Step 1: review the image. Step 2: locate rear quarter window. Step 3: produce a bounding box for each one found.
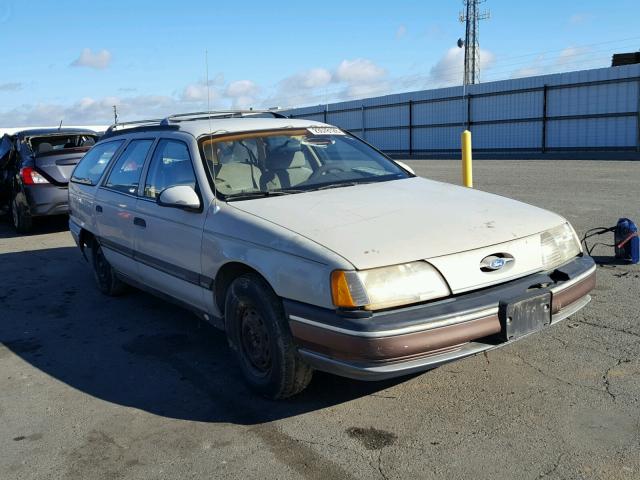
[71,140,124,185]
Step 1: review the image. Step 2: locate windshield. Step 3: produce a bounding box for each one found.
[199,128,410,199]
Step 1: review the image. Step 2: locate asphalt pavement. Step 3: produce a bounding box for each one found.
[0,159,639,479]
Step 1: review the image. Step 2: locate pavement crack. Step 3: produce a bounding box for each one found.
[603,358,631,402]
[511,352,608,398]
[576,319,640,340]
[538,452,565,478]
[377,451,390,480]
[549,335,569,348]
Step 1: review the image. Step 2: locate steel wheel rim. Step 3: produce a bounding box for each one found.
[240,307,272,377]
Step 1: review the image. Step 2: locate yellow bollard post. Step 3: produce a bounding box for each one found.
[461,129,473,188]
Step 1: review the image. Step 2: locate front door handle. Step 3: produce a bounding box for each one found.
[95,205,103,213]
[133,217,146,228]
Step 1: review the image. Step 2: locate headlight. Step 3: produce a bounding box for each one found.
[331,262,451,310]
[540,222,581,270]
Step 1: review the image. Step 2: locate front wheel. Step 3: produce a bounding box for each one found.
[225,273,313,399]
[91,241,127,296]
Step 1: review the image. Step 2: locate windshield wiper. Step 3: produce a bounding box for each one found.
[309,181,376,192]
[225,189,304,201]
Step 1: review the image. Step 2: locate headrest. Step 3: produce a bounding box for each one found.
[290,151,307,168]
[267,149,300,170]
[38,142,53,153]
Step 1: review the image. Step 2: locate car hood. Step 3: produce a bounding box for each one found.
[228,177,566,270]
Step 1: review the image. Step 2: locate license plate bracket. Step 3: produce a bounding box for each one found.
[498,291,552,341]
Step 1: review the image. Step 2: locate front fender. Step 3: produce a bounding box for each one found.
[202,203,353,312]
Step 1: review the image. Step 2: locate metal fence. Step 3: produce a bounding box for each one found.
[285,64,640,157]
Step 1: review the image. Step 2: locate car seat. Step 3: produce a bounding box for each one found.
[38,142,53,154]
[215,143,262,192]
[261,150,312,190]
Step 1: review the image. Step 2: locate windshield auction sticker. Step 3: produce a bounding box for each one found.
[307,127,345,135]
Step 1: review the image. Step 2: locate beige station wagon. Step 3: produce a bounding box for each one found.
[68,111,596,398]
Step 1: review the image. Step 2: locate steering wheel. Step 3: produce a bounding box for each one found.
[308,164,347,182]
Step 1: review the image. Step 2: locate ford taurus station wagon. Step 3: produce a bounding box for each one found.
[68,111,596,398]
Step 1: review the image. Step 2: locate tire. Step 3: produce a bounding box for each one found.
[91,241,127,296]
[11,194,32,234]
[225,273,313,399]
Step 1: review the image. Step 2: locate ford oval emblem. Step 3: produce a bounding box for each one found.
[480,254,514,272]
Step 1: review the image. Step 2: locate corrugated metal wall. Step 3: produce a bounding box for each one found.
[285,64,640,155]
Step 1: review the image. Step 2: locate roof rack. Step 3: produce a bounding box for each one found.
[101,110,290,138]
[104,118,164,135]
[160,110,287,124]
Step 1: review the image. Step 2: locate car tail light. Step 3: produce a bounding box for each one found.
[20,167,49,185]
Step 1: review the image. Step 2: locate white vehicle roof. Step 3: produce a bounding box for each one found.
[103,111,329,139]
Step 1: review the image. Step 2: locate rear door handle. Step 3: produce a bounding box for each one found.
[95,205,103,213]
[133,217,146,228]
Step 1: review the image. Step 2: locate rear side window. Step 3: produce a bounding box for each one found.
[104,140,154,195]
[71,140,123,185]
[144,140,196,199]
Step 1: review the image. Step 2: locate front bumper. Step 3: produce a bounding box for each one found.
[285,255,596,381]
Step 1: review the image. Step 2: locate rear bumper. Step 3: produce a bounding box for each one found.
[24,184,69,216]
[285,255,596,381]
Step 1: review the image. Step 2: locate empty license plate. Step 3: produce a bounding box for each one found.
[498,291,552,341]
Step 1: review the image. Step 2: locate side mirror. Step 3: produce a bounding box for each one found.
[395,160,415,175]
[157,185,201,211]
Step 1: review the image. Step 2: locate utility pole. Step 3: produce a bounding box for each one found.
[459,0,490,86]
[113,105,118,125]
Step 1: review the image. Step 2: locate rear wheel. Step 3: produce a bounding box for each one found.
[91,241,127,296]
[225,273,313,399]
[11,193,32,234]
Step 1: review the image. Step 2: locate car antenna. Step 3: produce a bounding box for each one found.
[58,119,62,131]
[205,49,219,212]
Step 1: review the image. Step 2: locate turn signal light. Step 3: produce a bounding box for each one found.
[330,270,358,308]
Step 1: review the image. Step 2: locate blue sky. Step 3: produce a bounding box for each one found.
[0,0,638,126]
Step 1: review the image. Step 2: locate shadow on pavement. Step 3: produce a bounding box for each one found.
[590,255,634,267]
[0,246,405,425]
[0,214,69,239]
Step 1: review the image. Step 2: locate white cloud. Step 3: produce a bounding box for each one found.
[335,58,386,84]
[283,68,332,90]
[429,47,495,87]
[509,47,591,79]
[340,81,390,101]
[557,46,589,65]
[71,48,113,70]
[396,25,407,39]
[1,58,391,125]
[263,58,389,107]
[0,82,21,91]
[182,83,210,102]
[0,94,180,127]
[181,73,225,103]
[264,68,333,107]
[224,80,260,108]
[225,80,259,98]
[569,13,593,25]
